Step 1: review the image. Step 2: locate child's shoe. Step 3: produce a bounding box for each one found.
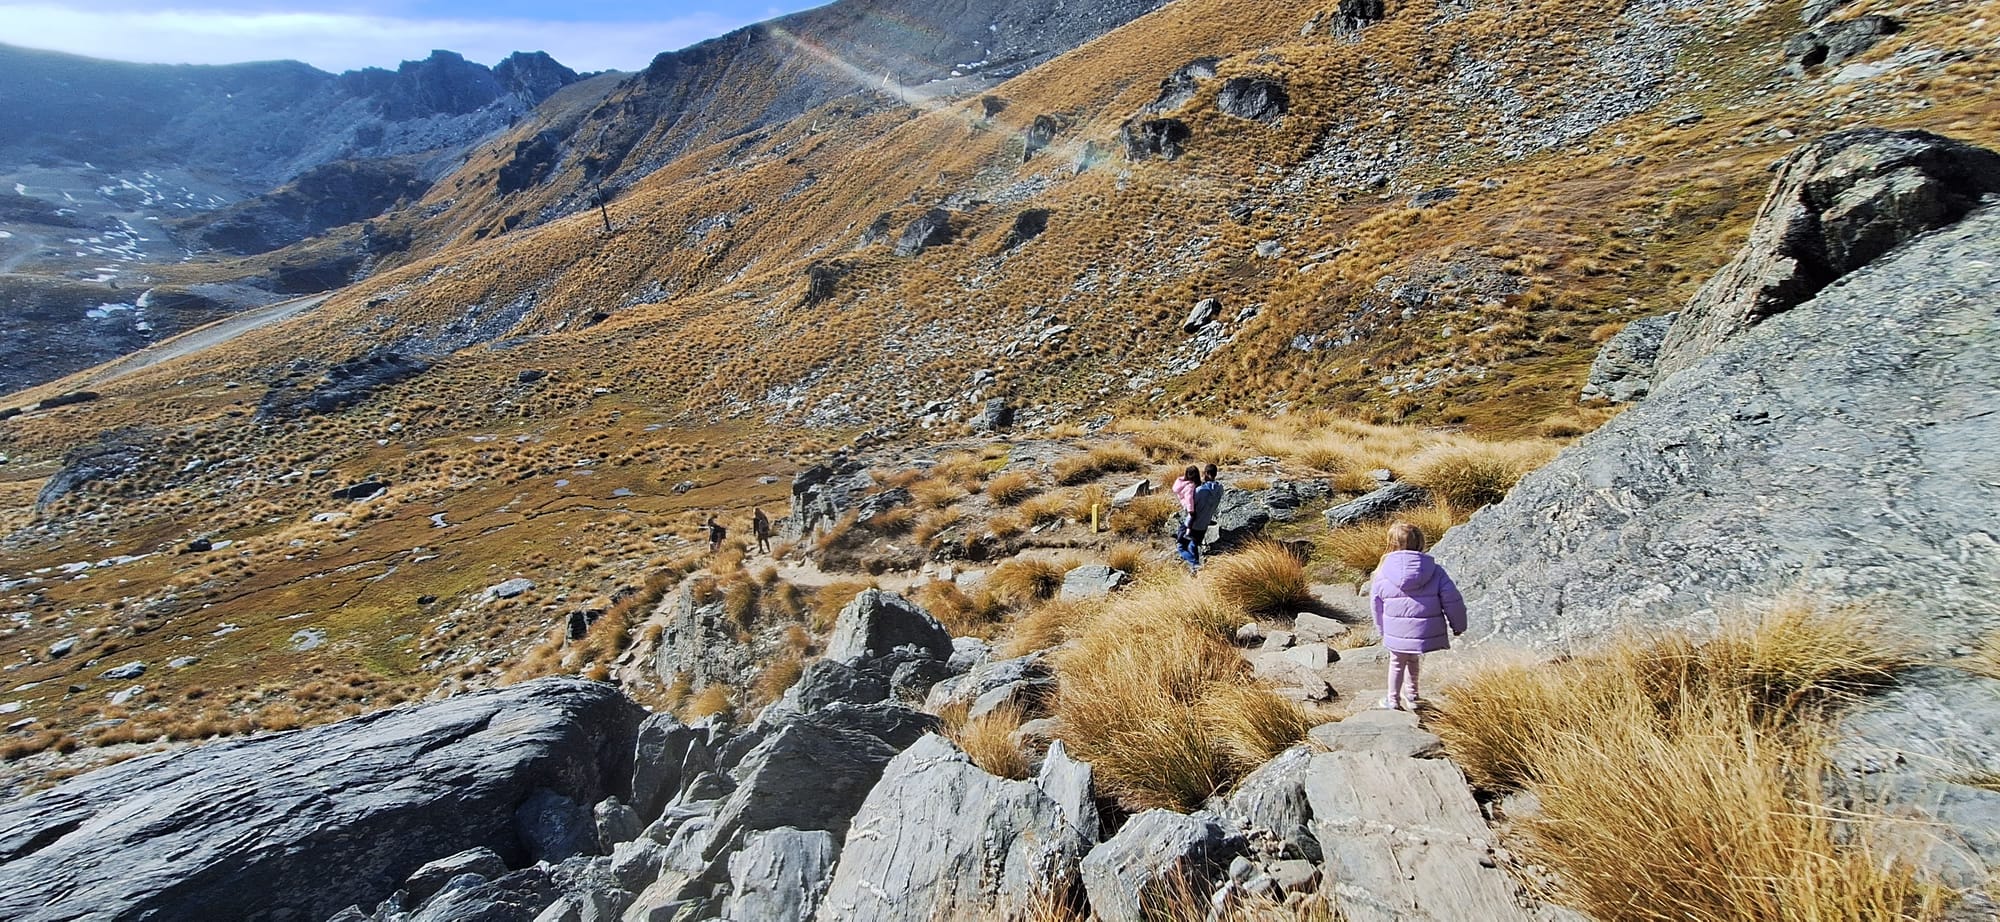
[1402,695,1424,711]
[1377,696,1402,710]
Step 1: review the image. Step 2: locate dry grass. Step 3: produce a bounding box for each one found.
[752,652,805,705]
[986,470,1040,506]
[1052,576,1308,810]
[1019,491,1073,526]
[1000,598,1094,657]
[1317,501,1467,582]
[1110,493,1179,537]
[1404,440,1559,509]
[1961,632,2000,680]
[912,477,969,509]
[685,685,734,722]
[1103,542,1154,579]
[988,557,1071,606]
[948,702,1033,780]
[1053,443,1147,485]
[913,580,1009,638]
[1204,542,1314,619]
[1433,597,1938,922]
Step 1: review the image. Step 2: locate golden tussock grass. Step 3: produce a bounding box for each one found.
[752,652,805,705]
[985,470,1040,506]
[1403,439,1560,509]
[1052,577,1306,810]
[913,507,965,546]
[1103,542,1155,579]
[913,580,1010,638]
[684,685,734,723]
[1204,542,1314,619]
[999,598,1095,657]
[1053,442,1147,485]
[1433,596,1938,922]
[948,702,1032,780]
[1960,632,2000,681]
[1110,493,1179,538]
[912,477,969,509]
[1018,491,1074,526]
[988,557,1072,606]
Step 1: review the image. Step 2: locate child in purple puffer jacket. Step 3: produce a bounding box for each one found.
[1370,522,1466,710]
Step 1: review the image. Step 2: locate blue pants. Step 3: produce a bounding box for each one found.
[1176,523,1202,569]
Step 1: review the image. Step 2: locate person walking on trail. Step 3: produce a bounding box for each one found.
[706,515,727,554]
[1171,465,1202,570]
[1185,463,1222,573]
[1370,521,1466,711]
[751,507,772,554]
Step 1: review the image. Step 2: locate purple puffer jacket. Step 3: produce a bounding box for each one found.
[1371,550,1467,654]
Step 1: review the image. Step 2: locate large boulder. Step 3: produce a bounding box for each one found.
[1079,810,1243,922]
[823,589,954,665]
[1216,77,1288,122]
[653,582,754,689]
[1652,129,2000,381]
[1322,480,1428,528]
[813,735,1093,921]
[1434,186,2000,885]
[710,704,938,853]
[0,678,644,922]
[1120,118,1192,161]
[1783,15,1899,73]
[780,457,873,542]
[893,208,953,257]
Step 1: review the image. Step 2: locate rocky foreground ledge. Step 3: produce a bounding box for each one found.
[0,678,645,922]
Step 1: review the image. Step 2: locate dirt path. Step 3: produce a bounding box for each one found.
[78,291,330,387]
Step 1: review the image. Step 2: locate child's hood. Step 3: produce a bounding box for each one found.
[1375,550,1439,593]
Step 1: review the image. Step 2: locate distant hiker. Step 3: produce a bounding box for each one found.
[1171,465,1202,569]
[1185,463,1222,572]
[752,507,773,554]
[706,515,726,554]
[1370,522,1466,710]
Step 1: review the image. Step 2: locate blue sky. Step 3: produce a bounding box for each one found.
[1,1,828,73]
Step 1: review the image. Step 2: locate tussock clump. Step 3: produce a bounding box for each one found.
[1110,493,1179,538]
[685,685,734,722]
[988,557,1071,606]
[1964,632,2000,680]
[1053,442,1147,485]
[752,652,805,705]
[1053,577,1307,810]
[1404,440,1558,509]
[985,470,1039,506]
[1018,491,1072,526]
[1205,542,1314,618]
[811,580,876,631]
[948,702,1032,780]
[1434,598,1937,922]
[913,580,1008,638]
[1000,598,1094,657]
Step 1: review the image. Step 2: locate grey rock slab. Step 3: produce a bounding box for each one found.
[1059,563,1129,600]
[1222,744,1320,862]
[406,847,510,905]
[1323,481,1429,529]
[710,705,937,854]
[630,715,711,824]
[1280,643,1334,670]
[1080,809,1243,922]
[721,827,837,922]
[595,797,644,851]
[1292,611,1350,643]
[99,660,145,680]
[968,677,1058,721]
[0,677,643,922]
[408,866,559,922]
[1303,750,1550,921]
[925,652,1049,712]
[488,578,536,600]
[1307,709,1445,759]
[1035,739,1101,845]
[822,589,952,666]
[1111,479,1152,506]
[814,734,1089,921]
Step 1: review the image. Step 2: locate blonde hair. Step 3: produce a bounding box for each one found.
[1386,522,1426,552]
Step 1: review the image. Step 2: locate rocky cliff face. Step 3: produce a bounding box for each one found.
[1433,132,2000,891]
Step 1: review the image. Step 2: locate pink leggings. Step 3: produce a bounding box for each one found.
[1387,652,1423,702]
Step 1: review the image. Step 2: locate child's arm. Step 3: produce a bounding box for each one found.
[1371,581,1385,636]
[1440,569,1468,636]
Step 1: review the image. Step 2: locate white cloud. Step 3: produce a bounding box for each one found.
[0,4,753,72]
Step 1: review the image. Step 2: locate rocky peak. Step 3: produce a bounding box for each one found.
[492,51,580,103]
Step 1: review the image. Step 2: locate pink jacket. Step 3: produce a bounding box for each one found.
[1371,550,1467,654]
[1171,476,1197,512]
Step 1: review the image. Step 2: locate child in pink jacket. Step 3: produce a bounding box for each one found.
[1370,522,1466,710]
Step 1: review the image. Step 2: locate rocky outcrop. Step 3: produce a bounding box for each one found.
[1217,77,1289,122]
[823,589,954,666]
[1081,810,1243,922]
[893,208,954,257]
[1783,15,1899,73]
[1212,479,1332,548]
[1322,480,1427,528]
[654,582,756,689]
[1024,115,1061,159]
[779,456,874,542]
[1001,209,1052,250]
[0,678,644,922]
[172,157,430,255]
[1120,118,1192,161]
[1146,58,1220,113]
[1434,173,2000,891]
[1652,129,2000,381]
[813,734,1094,921]
[1579,312,1675,403]
[258,350,432,419]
